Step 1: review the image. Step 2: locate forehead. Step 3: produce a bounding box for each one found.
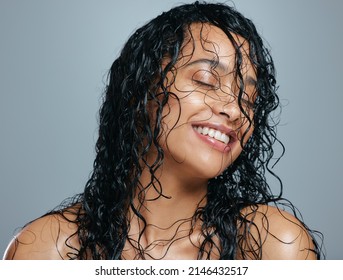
[179,23,254,75]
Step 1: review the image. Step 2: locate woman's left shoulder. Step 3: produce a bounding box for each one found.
[240,204,317,260]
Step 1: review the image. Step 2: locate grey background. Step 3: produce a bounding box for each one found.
[1,0,342,259]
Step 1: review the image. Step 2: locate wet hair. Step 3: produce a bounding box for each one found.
[22,1,324,259]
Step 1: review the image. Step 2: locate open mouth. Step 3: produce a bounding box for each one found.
[193,126,231,145]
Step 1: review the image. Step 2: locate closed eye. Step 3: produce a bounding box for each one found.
[240,98,254,109]
[193,79,218,89]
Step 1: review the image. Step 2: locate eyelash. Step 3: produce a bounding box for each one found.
[193,79,217,89]
[193,79,255,109]
[240,98,254,109]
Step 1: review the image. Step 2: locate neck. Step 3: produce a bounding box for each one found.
[129,164,208,242]
[136,165,207,224]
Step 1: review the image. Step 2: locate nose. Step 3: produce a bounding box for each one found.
[211,98,241,123]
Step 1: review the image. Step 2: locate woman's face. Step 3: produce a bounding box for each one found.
[157,23,257,180]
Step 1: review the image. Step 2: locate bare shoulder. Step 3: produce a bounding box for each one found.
[3,210,80,260]
[238,204,317,260]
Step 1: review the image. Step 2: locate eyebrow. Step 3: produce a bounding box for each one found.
[185,58,257,86]
[186,58,227,72]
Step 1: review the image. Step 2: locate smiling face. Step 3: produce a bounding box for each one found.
[155,23,257,180]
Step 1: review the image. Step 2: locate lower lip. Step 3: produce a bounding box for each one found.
[193,128,232,153]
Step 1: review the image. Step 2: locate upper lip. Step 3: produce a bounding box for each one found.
[191,121,238,141]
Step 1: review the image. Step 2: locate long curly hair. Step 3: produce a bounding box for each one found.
[50,1,323,259]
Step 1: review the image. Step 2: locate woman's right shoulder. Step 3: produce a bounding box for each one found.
[3,210,80,260]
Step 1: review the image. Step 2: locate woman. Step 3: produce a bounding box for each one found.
[4,1,323,260]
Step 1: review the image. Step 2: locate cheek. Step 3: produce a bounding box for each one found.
[157,98,183,148]
[240,109,255,141]
[229,118,254,161]
[244,118,254,140]
[161,91,205,125]
[161,97,180,125]
[240,127,254,151]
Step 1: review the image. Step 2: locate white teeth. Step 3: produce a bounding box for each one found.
[208,129,215,137]
[214,130,222,140]
[195,126,230,144]
[220,133,230,144]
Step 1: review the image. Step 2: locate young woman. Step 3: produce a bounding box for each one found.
[4,1,323,260]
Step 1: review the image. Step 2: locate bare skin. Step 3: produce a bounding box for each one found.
[3,23,317,260]
[3,204,316,260]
